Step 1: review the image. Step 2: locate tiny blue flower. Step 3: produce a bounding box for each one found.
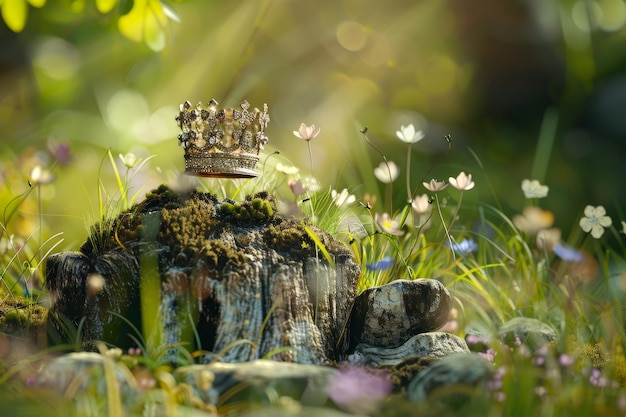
[448,238,477,254]
[366,256,394,271]
[553,244,584,262]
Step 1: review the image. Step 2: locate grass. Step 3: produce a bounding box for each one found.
[1,121,626,416]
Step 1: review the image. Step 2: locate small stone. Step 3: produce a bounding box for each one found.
[348,279,452,351]
[497,317,557,349]
[407,352,494,404]
[350,332,470,368]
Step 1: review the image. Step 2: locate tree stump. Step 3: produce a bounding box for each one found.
[46,185,360,364]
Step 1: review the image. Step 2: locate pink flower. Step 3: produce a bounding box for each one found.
[288,179,307,196]
[328,366,392,414]
[293,123,320,141]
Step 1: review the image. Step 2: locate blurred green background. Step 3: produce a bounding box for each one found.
[1,0,625,249]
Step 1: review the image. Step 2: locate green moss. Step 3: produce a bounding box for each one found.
[217,193,275,226]
[0,297,48,336]
[264,218,351,261]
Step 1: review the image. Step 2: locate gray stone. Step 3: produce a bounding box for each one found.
[35,352,138,399]
[349,332,470,367]
[407,353,494,404]
[347,279,452,351]
[497,317,557,349]
[175,360,338,408]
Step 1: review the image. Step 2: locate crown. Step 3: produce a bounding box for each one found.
[176,99,270,178]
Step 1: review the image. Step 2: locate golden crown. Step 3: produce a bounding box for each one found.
[176,99,270,178]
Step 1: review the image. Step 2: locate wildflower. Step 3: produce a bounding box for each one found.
[559,353,574,367]
[589,368,609,387]
[276,163,299,175]
[375,212,404,236]
[411,194,431,214]
[553,243,584,262]
[302,176,321,192]
[29,165,55,185]
[332,188,356,207]
[423,179,447,192]
[293,123,320,141]
[513,206,554,235]
[448,238,477,254]
[478,348,496,363]
[288,179,306,196]
[536,228,561,251]
[327,366,392,415]
[373,161,399,183]
[48,140,73,166]
[119,152,141,169]
[579,205,612,239]
[366,256,394,271]
[395,124,424,144]
[521,179,549,199]
[448,171,475,191]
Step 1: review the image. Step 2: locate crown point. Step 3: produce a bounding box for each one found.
[208,98,219,106]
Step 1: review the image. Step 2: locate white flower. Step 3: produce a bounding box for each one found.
[522,179,549,199]
[29,165,55,185]
[395,124,424,144]
[302,176,322,192]
[119,153,141,169]
[375,212,404,236]
[448,172,475,191]
[423,179,448,192]
[332,188,356,207]
[276,163,300,175]
[579,205,612,239]
[411,194,431,214]
[373,161,399,183]
[293,123,320,141]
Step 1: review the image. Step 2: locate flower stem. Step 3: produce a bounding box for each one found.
[406,144,412,201]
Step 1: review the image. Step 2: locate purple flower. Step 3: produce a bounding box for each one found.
[448,238,477,254]
[553,244,584,262]
[558,353,573,367]
[327,366,392,414]
[366,256,394,271]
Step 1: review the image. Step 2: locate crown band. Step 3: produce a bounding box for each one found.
[176,99,269,178]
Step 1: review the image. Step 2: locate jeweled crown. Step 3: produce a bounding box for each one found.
[176,99,270,178]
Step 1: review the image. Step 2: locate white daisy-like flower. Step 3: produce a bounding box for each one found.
[423,179,448,192]
[579,205,612,239]
[522,179,549,199]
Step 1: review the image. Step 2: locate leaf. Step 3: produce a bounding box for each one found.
[96,0,117,13]
[26,0,45,7]
[1,0,28,32]
[118,0,169,51]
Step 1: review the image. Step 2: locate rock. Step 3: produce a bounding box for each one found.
[175,360,338,408]
[347,279,452,352]
[35,352,138,399]
[497,317,557,349]
[46,186,360,364]
[407,352,494,404]
[349,332,470,367]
